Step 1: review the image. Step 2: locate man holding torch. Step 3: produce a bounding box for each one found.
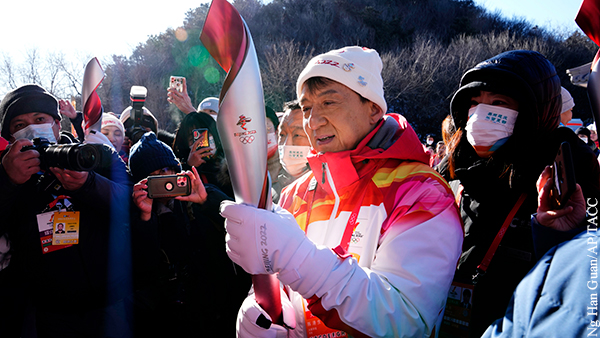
[220,46,463,337]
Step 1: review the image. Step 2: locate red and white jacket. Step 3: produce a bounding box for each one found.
[278,114,463,338]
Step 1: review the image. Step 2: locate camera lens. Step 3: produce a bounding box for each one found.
[75,145,100,171]
[28,140,103,172]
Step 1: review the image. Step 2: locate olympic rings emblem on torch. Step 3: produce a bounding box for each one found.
[240,135,255,144]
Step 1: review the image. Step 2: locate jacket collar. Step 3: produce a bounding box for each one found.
[307,114,429,194]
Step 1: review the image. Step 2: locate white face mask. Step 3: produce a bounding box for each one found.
[208,135,217,156]
[279,145,311,177]
[465,104,518,157]
[579,135,589,144]
[12,121,57,144]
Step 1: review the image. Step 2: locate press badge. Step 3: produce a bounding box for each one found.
[439,281,474,338]
[35,193,80,253]
[52,211,80,245]
[37,211,73,254]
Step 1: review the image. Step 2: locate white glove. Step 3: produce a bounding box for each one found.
[84,129,115,151]
[237,289,296,338]
[221,201,346,299]
[221,201,308,275]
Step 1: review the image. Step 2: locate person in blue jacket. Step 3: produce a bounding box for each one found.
[482,165,597,337]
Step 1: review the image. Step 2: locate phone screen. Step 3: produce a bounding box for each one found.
[170,76,185,93]
[550,142,576,209]
[193,128,209,149]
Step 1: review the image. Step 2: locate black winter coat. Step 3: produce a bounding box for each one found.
[129,183,251,338]
[439,50,600,337]
[0,138,132,335]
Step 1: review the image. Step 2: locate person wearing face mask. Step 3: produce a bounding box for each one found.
[0,84,132,337]
[437,50,600,338]
[172,111,234,198]
[271,100,312,203]
[576,126,600,157]
[265,105,283,201]
[425,134,435,146]
[198,97,220,121]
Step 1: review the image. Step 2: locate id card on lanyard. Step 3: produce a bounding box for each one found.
[440,282,474,338]
[36,195,80,254]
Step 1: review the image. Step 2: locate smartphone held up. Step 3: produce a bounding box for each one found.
[192,128,215,159]
[550,142,576,209]
[170,76,185,93]
[147,174,191,199]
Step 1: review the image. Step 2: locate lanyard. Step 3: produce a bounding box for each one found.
[45,195,72,212]
[303,175,369,256]
[472,193,527,284]
[336,186,368,253]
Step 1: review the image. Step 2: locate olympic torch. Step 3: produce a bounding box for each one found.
[200,0,282,325]
[82,57,105,134]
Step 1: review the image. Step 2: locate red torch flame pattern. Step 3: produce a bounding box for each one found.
[82,57,105,132]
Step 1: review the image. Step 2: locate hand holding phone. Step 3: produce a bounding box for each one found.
[193,128,209,150]
[550,142,576,209]
[147,174,191,199]
[170,76,185,93]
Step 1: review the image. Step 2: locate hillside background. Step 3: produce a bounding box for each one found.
[1,0,597,139]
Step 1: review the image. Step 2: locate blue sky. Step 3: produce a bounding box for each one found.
[473,0,582,34]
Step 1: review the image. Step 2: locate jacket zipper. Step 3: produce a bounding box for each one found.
[322,162,340,225]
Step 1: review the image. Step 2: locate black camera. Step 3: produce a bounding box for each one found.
[127,85,148,144]
[22,138,104,172]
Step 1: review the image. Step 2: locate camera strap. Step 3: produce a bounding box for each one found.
[48,195,72,211]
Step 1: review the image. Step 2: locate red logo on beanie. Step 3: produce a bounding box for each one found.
[315,59,340,68]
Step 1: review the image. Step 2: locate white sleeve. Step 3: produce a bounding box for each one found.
[279,205,463,337]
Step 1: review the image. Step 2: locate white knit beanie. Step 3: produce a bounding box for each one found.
[296,46,387,113]
[101,113,125,135]
[198,97,219,113]
[561,87,575,113]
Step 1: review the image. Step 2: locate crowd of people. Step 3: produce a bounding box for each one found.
[0,46,598,338]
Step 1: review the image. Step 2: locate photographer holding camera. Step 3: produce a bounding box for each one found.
[0,84,133,337]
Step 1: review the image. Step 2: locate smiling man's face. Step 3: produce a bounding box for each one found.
[299,78,382,153]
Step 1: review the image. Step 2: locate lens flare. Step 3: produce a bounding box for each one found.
[204,67,220,83]
[188,45,210,67]
[175,28,188,42]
